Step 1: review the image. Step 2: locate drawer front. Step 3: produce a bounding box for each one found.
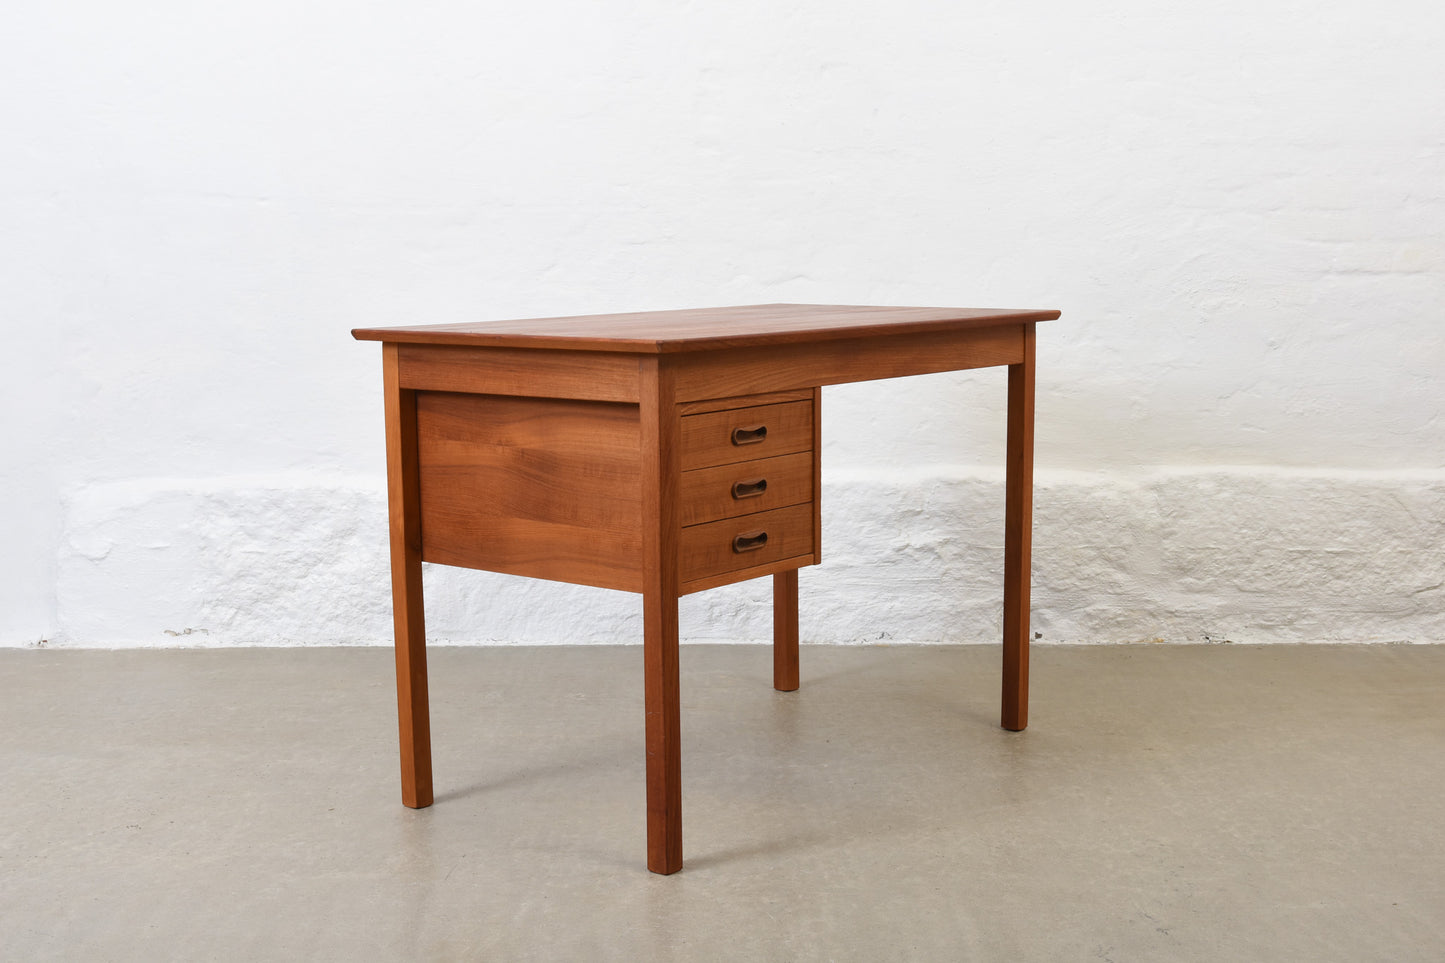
[680,400,813,470]
[679,451,813,527]
[679,503,815,583]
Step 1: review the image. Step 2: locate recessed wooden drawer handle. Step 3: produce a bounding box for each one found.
[731,424,768,446]
[731,530,769,553]
[731,477,768,499]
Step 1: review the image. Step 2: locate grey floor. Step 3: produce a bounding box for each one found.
[2,644,1442,962]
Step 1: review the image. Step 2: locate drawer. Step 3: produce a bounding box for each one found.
[679,503,815,583]
[679,451,813,527]
[680,400,813,470]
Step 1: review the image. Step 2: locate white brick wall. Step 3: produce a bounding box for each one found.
[46,467,1445,646]
[4,1,1443,645]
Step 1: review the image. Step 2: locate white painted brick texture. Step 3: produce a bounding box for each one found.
[4,0,1442,644]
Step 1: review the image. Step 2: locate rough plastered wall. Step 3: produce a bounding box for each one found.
[3,0,1442,646]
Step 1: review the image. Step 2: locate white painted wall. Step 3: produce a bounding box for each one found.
[3,1,1442,646]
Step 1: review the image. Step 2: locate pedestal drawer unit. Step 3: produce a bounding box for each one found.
[677,389,821,593]
[411,387,821,597]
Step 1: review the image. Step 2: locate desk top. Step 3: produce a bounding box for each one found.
[352,303,1058,354]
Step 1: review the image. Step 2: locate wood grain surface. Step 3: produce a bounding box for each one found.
[415,392,643,592]
[355,303,1058,353]
[680,399,814,470]
[679,503,816,583]
[382,344,433,810]
[678,451,813,526]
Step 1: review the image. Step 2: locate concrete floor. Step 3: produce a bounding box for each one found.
[1,644,1442,961]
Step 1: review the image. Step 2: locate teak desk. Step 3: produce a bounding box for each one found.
[353,303,1058,874]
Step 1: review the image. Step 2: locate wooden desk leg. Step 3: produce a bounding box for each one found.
[642,583,682,874]
[641,359,683,874]
[383,344,434,809]
[1001,324,1035,732]
[773,569,800,691]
